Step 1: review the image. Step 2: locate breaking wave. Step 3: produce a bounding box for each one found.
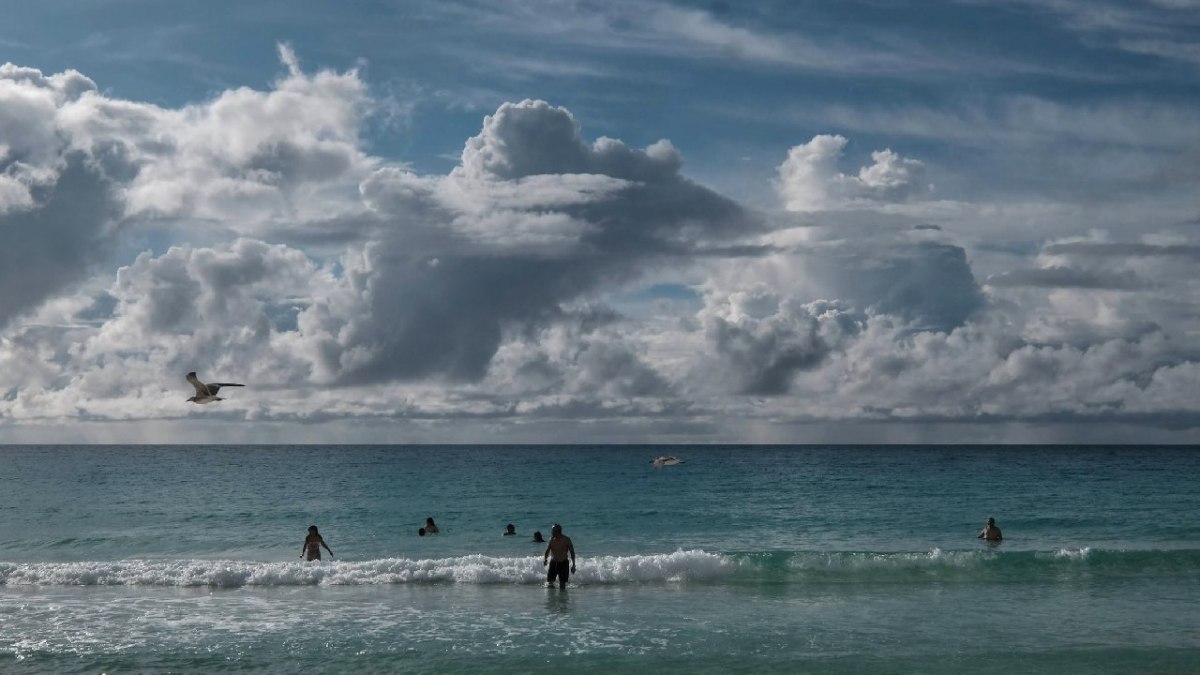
[1,548,1196,588]
[0,550,733,587]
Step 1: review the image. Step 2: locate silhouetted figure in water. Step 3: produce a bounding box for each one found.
[532,530,545,543]
[977,517,1003,542]
[424,517,439,534]
[504,523,517,536]
[301,525,334,561]
[543,524,576,589]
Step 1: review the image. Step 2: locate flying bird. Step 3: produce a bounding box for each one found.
[186,371,245,404]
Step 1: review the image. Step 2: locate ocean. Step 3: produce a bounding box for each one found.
[1,445,1198,673]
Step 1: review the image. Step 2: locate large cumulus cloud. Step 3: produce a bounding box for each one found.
[680,235,987,401]
[0,64,122,326]
[701,290,860,395]
[0,46,374,333]
[0,239,325,422]
[0,92,759,423]
[318,99,760,384]
[67,44,375,226]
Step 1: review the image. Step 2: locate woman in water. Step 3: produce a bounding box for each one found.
[301,525,334,561]
[424,517,440,534]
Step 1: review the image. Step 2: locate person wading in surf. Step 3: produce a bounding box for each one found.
[542,523,576,589]
[977,517,1003,542]
[301,525,334,561]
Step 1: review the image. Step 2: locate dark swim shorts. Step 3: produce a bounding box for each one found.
[547,560,570,584]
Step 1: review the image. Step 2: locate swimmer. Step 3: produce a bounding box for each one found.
[503,523,517,536]
[542,523,576,589]
[424,517,439,534]
[977,517,1003,542]
[532,530,545,543]
[418,527,426,536]
[300,525,334,561]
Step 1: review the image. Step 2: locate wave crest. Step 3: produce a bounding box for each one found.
[734,547,1200,584]
[2,548,1195,588]
[0,550,733,588]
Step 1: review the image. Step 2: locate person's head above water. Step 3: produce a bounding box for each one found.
[308,525,318,533]
[505,523,515,533]
[987,517,996,526]
[418,527,426,536]
[551,523,562,536]
[426,517,436,525]
[533,530,544,542]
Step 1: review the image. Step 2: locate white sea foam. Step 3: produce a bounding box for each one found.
[1051,546,1092,560]
[0,550,733,587]
[784,548,990,571]
[5,548,1183,587]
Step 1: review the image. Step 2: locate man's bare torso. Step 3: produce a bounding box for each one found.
[547,535,573,561]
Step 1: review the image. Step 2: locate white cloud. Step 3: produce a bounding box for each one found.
[990,0,1200,66]
[455,99,683,182]
[0,63,117,323]
[462,0,1040,77]
[777,135,931,212]
[0,47,377,333]
[38,42,376,231]
[317,98,759,385]
[3,50,1200,441]
[700,289,859,395]
[646,4,829,69]
[0,88,760,425]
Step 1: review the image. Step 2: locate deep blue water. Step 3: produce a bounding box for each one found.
[2,445,1198,673]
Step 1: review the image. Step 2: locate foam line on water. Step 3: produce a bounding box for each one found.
[731,547,1200,583]
[3,548,1196,587]
[0,550,733,587]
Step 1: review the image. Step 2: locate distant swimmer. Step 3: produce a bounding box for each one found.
[532,530,545,543]
[977,517,1003,542]
[504,523,517,536]
[301,525,334,561]
[542,523,576,589]
[418,528,426,536]
[424,517,440,534]
[651,456,683,467]
[186,371,244,404]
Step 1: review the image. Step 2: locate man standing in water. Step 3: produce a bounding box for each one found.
[977,517,1003,542]
[542,523,576,589]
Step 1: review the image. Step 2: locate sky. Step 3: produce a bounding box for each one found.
[1,0,1199,444]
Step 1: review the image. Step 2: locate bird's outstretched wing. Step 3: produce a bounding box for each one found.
[186,372,210,397]
[207,382,244,395]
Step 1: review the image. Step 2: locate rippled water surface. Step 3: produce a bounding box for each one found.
[2,445,1198,673]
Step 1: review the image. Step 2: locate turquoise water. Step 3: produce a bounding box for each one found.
[1,445,1198,673]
